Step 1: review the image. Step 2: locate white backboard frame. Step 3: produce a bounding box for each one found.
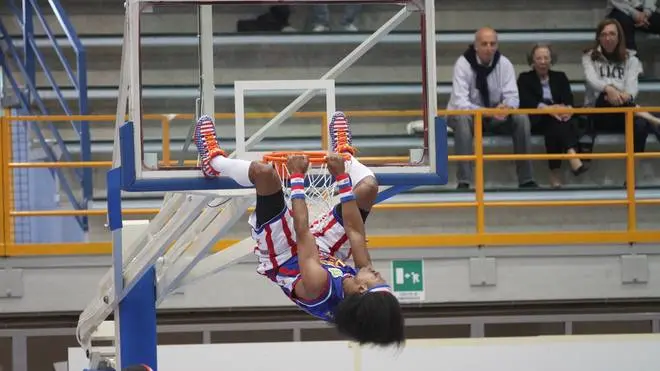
[233,79,336,162]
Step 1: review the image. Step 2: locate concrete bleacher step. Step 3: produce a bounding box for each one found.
[44,86,657,118]
[2,1,607,35]
[22,26,601,82]
[23,37,660,115]
[7,0,659,116]
[43,80,660,146]
[26,62,591,88]
[29,29,594,74]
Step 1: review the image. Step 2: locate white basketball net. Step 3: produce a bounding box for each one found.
[275,162,339,222]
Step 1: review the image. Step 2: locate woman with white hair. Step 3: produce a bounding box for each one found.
[518,43,588,188]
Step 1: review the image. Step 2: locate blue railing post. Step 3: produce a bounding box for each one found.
[22,0,34,99]
[67,1,92,227]
[48,0,92,230]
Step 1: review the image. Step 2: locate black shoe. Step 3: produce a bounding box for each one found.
[457,182,470,190]
[572,164,588,176]
[519,181,539,189]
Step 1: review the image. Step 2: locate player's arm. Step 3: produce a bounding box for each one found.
[287,155,329,300]
[326,154,372,269]
[340,190,372,269]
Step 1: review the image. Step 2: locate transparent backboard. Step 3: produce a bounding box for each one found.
[116,0,447,192]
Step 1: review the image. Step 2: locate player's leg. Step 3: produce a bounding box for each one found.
[329,111,378,217]
[195,115,285,227]
[313,112,378,259]
[331,157,377,225]
[196,115,296,276]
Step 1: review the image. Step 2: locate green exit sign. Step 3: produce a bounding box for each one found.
[390,260,425,302]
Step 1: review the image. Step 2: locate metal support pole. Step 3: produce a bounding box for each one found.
[127,0,143,177]
[118,267,158,370]
[112,13,130,169]
[22,0,34,101]
[564,321,573,335]
[76,3,92,231]
[199,5,215,117]
[12,334,28,371]
[108,167,158,371]
[108,168,124,368]
[423,0,438,173]
[470,320,485,337]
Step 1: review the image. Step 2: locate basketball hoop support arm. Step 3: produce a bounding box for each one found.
[155,195,254,302]
[76,192,209,352]
[177,237,256,288]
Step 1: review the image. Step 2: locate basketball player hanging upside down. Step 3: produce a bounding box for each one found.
[194,112,405,346]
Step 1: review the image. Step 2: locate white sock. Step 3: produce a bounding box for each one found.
[210,156,253,186]
[346,155,374,186]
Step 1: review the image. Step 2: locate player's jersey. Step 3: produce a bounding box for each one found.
[273,253,357,322]
[252,207,352,274]
[250,204,356,322]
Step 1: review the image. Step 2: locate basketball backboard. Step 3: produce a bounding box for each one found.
[114,0,447,193]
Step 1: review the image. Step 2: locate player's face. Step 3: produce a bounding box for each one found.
[355,266,387,291]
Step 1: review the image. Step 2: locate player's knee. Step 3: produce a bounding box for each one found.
[357,176,378,194]
[354,176,378,209]
[249,162,279,183]
[333,292,405,347]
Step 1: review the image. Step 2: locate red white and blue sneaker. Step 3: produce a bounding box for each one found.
[328,111,355,155]
[194,115,225,178]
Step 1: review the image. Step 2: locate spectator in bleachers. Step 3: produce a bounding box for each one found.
[311,4,362,32]
[518,43,587,188]
[582,18,660,154]
[605,0,660,52]
[447,27,538,190]
[237,5,295,32]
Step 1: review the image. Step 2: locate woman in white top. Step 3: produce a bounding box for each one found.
[582,18,659,153]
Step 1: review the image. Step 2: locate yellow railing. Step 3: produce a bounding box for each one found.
[0,110,8,256]
[1,107,660,256]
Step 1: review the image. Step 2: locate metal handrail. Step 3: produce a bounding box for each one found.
[2,106,660,255]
